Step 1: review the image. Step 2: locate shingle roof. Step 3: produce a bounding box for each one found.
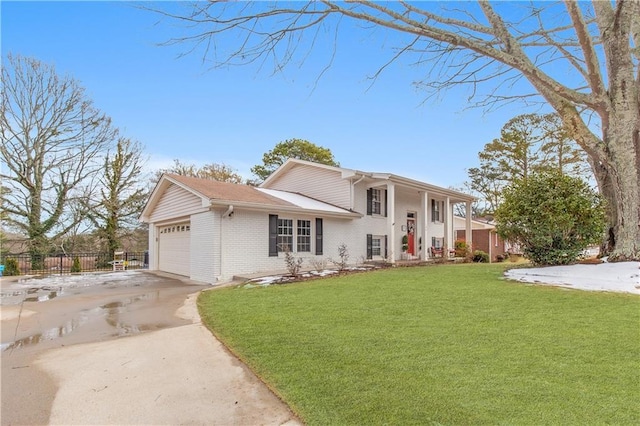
[166,174,295,207]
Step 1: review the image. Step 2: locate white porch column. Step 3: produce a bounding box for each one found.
[420,191,428,261]
[387,182,396,263]
[443,196,451,255]
[465,201,473,251]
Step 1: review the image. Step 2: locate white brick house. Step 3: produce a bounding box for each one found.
[140,159,475,284]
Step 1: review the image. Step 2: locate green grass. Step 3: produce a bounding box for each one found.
[198,264,640,425]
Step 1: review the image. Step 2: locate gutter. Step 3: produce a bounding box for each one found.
[209,200,362,219]
[350,174,366,210]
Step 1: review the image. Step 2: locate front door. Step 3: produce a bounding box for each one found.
[407,217,416,256]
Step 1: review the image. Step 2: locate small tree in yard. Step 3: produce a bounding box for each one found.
[3,258,20,276]
[332,243,350,271]
[495,172,605,266]
[283,248,304,277]
[70,256,81,273]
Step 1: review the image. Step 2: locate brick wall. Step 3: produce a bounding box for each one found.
[456,229,507,261]
[190,211,218,283]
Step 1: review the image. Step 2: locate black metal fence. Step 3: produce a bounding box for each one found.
[0,251,148,276]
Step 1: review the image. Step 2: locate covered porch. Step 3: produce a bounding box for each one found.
[365,175,474,264]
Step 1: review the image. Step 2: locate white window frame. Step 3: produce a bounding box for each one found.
[371,189,382,215]
[277,217,315,254]
[432,199,443,223]
[432,237,443,249]
[277,218,294,252]
[297,219,312,253]
[371,236,382,257]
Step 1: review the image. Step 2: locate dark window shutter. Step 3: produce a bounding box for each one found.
[366,234,373,260]
[315,218,323,255]
[384,190,388,217]
[366,189,372,215]
[431,199,435,222]
[441,201,445,221]
[269,214,278,257]
[384,235,388,258]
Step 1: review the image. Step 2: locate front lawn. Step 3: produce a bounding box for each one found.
[198,264,640,425]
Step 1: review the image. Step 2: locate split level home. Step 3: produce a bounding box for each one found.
[140,159,484,284]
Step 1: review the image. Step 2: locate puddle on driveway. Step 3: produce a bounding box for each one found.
[1,316,88,352]
[1,287,62,305]
[1,292,167,352]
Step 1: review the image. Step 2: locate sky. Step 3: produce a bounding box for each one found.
[2,1,528,189]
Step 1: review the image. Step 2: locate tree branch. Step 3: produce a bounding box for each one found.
[563,0,607,106]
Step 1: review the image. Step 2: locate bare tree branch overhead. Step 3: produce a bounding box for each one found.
[149,1,639,260]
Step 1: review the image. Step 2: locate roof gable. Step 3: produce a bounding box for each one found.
[263,159,475,203]
[140,173,360,222]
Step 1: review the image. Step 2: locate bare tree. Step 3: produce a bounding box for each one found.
[150,1,639,260]
[0,54,115,264]
[154,159,245,184]
[87,138,148,257]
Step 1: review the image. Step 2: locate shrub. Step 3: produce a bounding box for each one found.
[70,256,82,273]
[3,258,21,276]
[495,171,606,266]
[454,240,469,258]
[473,250,489,263]
[283,250,304,277]
[331,243,349,271]
[310,257,328,272]
[495,254,506,263]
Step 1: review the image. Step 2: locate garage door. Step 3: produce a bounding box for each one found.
[158,223,190,276]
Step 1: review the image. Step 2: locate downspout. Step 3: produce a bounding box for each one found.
[222,205,234,218]
[351,175,366,210]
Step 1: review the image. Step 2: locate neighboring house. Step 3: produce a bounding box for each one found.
[454,217,507,261]
[140,159,475,284]
[1,232,30,254]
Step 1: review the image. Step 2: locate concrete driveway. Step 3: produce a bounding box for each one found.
[1,271,300,425]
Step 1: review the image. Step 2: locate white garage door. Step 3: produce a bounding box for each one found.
[158,223,190,277]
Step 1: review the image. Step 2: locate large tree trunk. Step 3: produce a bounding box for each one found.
[594,0,640,261]
[598,103,640,261]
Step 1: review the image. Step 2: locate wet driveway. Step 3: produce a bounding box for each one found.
[0,271,300,426]
[1,271,207,425]
[1,271,206,351]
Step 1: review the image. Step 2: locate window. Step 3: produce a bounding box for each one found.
[371,189,382,215]
[367,188,387,216]
[431,199,443,222]
[160,223,190,234]
[277,219,293,252]
[297,220,311,252]
[371,237,382,257]
[270,215,321,256]
[432,237,443,248]
[367,234,387,259]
